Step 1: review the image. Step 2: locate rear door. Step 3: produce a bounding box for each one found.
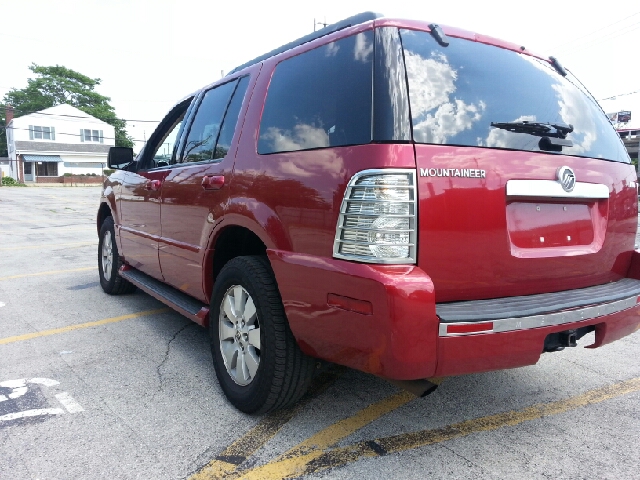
[399,28,636,302]
[159,77,251,300]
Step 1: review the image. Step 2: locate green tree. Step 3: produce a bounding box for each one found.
[1,64,133,152]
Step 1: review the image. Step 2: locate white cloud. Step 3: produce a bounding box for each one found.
[552,82,597,154]
[404,51,484,143]
[404,51,456,114]
[484,115,537,148]
[325,42,340,57]
[415,99,485,144]
[354,32,373,62]
[260,124,329,152]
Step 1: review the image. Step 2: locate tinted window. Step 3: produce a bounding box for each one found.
[373,27,411,142]
[182,80,237,163]
[214,77,249,160]
[258,31,374,154]
[400,30,629,163]
[142,97,192,170]
[152,119,183,167]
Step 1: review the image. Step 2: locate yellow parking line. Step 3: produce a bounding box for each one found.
[0,308,170,345]
[242,377,640,479]
[192,367,346,480]
[237,390,415,480]
[0,266,96,281]
[0,242,96,251]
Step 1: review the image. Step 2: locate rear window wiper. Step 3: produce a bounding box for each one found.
[490,121,573,139]
[490,120,574,152]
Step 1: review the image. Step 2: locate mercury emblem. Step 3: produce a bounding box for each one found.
[557,166,576,192]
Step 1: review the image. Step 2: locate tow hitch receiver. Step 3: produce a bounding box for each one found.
[559,330,578,347]
[544,326,595,352]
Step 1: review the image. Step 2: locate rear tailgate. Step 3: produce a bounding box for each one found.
[416,145,637,302]
[399,26,636,302]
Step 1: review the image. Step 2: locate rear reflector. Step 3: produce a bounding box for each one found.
[327,293,373,315]
[446,322,494,334]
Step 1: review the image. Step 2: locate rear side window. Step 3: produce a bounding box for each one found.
[181,80,237,163]
[400,29,629,163]
[214,76,249,160]
[258,31,374,154]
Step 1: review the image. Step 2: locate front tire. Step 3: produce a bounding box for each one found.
[210,256,315,414]
[98,216,136,295]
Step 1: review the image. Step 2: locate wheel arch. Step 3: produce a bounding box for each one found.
[204,224,269,303]
[97,201,112,236]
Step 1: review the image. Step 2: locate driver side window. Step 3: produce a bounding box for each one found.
[151,118,183,168]
[139,97,193,171]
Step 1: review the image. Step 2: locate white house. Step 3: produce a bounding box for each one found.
[5,104,115,183]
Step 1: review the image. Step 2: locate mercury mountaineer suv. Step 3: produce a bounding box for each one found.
[97,13,640,413]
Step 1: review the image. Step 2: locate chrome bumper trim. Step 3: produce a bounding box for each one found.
[438,295,637,337]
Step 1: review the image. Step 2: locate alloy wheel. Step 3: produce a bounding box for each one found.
[218,285,261,386]
[101,231,113,281]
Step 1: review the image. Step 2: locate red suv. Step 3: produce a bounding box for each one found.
[98,13,640,413]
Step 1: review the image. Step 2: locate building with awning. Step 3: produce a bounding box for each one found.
[5,104,114,183]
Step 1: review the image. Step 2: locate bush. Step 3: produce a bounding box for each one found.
[1,176,27,186]
[64,173,72,177]
[90,173,97,176]
[103,169,115,176]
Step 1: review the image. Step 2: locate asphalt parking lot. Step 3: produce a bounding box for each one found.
[1,186,639,480]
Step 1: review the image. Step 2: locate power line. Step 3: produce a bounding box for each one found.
[559,20,640,55]
[553,10,640,50]
[0,124,145,143]
[0,104,160,123]
[599,90,640,101]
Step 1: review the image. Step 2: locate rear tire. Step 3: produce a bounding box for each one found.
[98,216,136,295]
[210,256,315,414]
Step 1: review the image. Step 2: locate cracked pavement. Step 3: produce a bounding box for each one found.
[157,323,194,392]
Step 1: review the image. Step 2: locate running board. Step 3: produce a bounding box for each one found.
[120,266,210,327]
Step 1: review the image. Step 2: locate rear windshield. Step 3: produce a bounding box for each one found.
[400,29,629,163]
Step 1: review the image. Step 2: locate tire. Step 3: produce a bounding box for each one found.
[98,216,136,295]
[210,255,315,414]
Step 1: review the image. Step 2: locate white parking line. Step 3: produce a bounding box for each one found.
[55,392,84,413]
[0,408,65,423]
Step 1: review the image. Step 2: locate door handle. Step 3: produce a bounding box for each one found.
[145,179,162,191]
[202,175,225,190]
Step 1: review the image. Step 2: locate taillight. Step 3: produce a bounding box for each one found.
[333,169,417,264]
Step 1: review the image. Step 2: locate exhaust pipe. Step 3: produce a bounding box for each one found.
[385,378,441,397]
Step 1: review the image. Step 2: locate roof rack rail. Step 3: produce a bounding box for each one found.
[227,11,383,75]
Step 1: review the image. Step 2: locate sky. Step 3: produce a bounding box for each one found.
[2,0,639,151]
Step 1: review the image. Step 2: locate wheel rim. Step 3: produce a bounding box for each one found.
[101,231,113,281]
[219,285,261,386]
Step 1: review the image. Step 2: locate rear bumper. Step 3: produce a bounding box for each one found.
[436,306,640,376]
[268,250,640,380]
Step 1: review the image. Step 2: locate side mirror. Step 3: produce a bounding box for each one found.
[108,147,134,169]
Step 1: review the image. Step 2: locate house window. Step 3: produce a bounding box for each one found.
[29,125,56,140]
[81,129,104,143]
[35,162,58,176]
